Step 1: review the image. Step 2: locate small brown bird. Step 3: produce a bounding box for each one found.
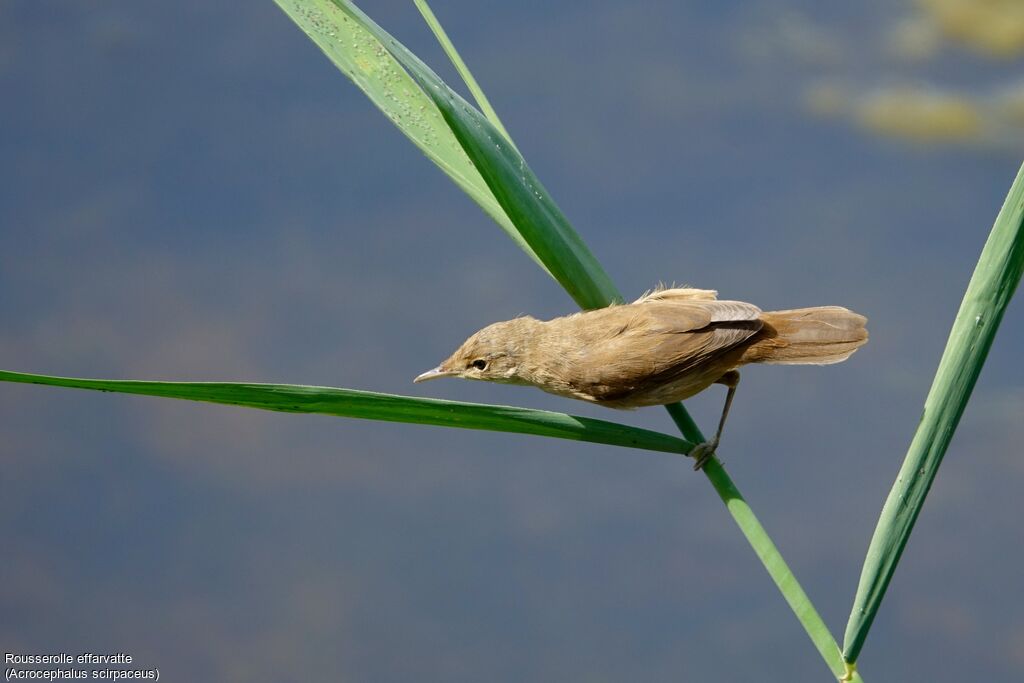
[415,287,867,467]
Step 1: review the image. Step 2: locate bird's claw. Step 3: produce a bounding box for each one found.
[690,439,719,471]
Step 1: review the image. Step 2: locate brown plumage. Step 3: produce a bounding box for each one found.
[415,287,867,465]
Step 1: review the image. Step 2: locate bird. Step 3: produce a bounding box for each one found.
[414,287,868,468]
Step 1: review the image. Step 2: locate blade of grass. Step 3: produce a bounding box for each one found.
[403,2,601,305]
[0,369,695,456]
[663,405,863,683]
[413,0,517,150]
[409,72,622,309]
[272,0,545,271]
[842,162,1024,664]
[283,0,622,310]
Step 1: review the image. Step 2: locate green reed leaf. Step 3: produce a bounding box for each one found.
[272,0,545,271]
[0,369,693,456]
[843,162,1024,664]
[412,0,517,149]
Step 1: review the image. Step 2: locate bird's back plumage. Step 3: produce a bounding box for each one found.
[515,288,867,407]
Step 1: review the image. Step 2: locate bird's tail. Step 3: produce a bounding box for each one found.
[741,306,868,365]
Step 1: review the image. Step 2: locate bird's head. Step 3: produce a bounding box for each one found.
[414,317,538,385]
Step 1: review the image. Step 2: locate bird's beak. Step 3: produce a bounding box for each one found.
[414,366,456,383]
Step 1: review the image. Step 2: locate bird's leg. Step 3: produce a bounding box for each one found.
[690,370,740,471]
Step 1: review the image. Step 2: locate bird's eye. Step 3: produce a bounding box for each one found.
[471,359,487,371]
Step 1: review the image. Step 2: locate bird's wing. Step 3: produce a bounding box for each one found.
[637,300,763,365]
[571,300,762,401]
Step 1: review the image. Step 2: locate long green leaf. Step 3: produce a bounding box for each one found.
[663,405,863,683]
[303,0,621,310]
[0,369,693,456]
[412,0,517,150]
[843,162,1024,663]
[408,68,621,310]
[272,0,545,271]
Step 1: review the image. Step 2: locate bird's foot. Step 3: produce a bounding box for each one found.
[689,439,719,471]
